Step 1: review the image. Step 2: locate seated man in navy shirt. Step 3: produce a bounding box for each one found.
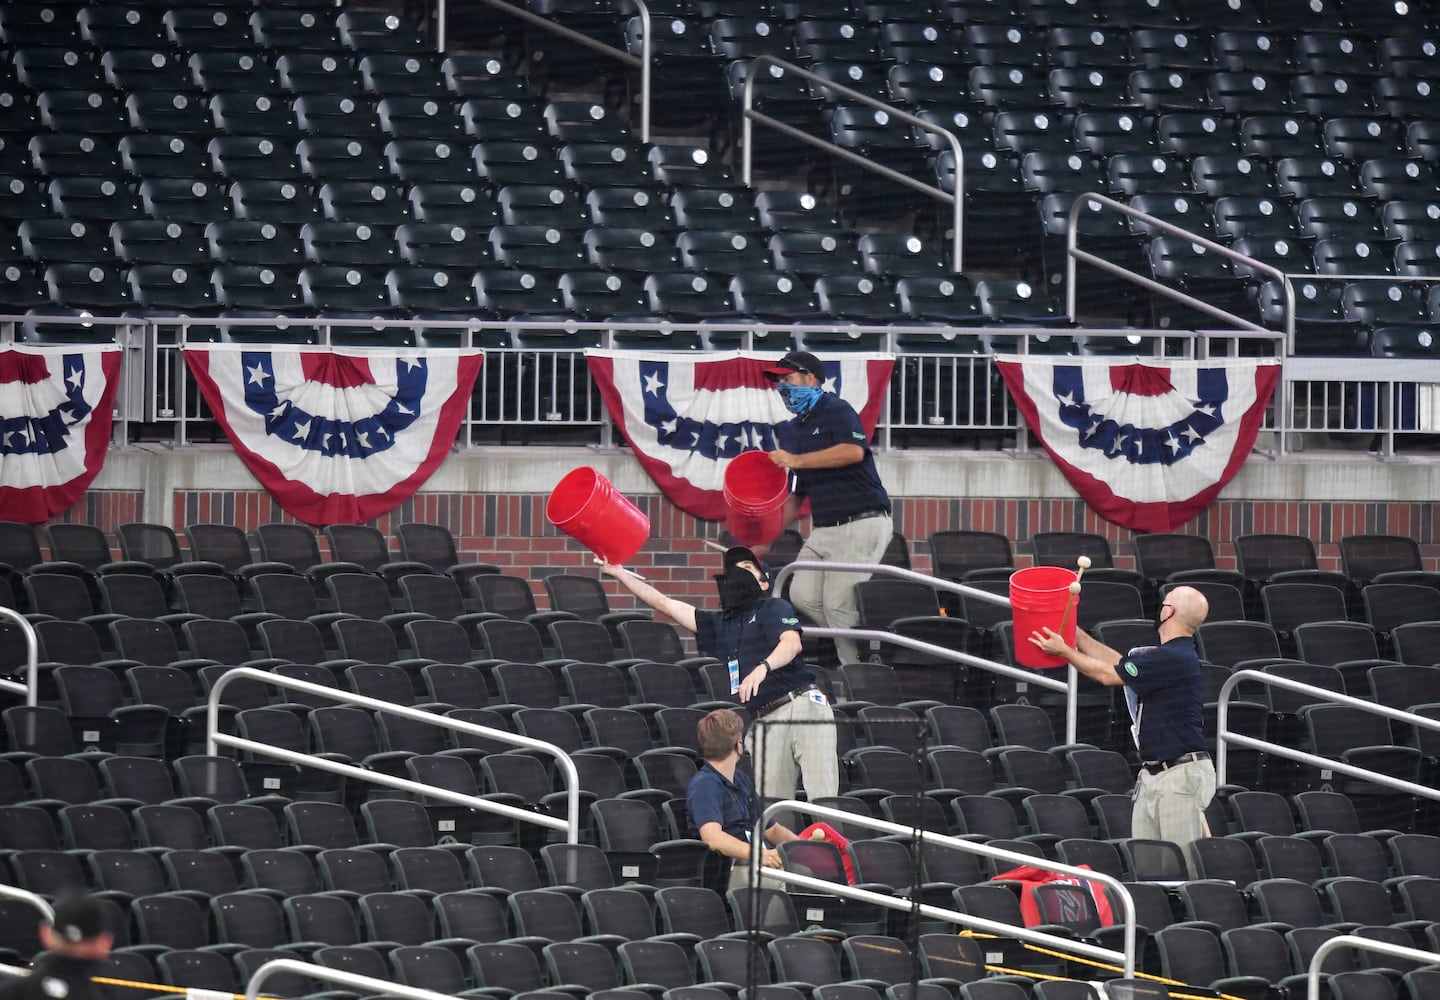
[686,708,798,890]
[1028,584,1213,876]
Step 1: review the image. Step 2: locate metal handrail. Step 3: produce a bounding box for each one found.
[247,958,453,1000]
[1216,668,1440,801]
[771,559,1079,743]
[0,610,38,706]
[757,799,1138,978]
[207,666,581,843]
[24,313,1440,454]
[0,884,50,922]
[433,0,648,141]
[740,54,964,272]
[1306,935,1440,1000]
[1064,191,1294,350]
[0,886,51,982]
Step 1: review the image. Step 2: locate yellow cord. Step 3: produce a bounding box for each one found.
[957,930,1248,1000]
[91,976,281,1000]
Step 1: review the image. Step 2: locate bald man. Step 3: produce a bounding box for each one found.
[1030,585,1213,876]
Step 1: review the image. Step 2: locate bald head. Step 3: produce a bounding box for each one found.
[1163,585,1208,634]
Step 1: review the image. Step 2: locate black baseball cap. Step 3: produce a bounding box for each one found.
[50,896,108,943]
[762,350,824,382]
[723,545,768,583]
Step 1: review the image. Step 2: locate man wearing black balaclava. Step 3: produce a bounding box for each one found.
[601,546,838,803]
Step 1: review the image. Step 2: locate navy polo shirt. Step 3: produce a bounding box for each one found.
[686,760,759,841]
[695,596,814,708]
[776,392,889,525]
[1114,635,1206,763]
[0,953,105,1000]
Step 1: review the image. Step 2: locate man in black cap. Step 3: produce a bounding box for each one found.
[763,350,893,665]
[602,545,838,802]
[0,896,113,1000]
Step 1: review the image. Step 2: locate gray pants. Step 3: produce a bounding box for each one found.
[789,513,893,665]
[747,689,839,802]
[1132,758,1216,877]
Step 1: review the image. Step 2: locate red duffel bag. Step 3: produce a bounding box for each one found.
[990,863,1115,927]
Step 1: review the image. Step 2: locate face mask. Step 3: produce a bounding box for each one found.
[715,565,764,614]
[778,381,823,415]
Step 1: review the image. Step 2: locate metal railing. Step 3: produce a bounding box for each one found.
[757,799,1139,979]
[740,55,964,272]
[0,610,38,707]
[1215,668,1440,802]
[1065,191,1293,348]
[436,0,649,141]
[0,884,49,924]
[247,958,453,1000]
[771,560,1080,743]
[1306,935,1440,1000]
[18,312,1440,453]
[0,886,51,983]
[207,666,581,843]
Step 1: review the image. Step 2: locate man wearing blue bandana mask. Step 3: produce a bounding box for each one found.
[763,350,893,665]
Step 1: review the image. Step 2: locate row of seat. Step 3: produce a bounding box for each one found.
[6,786,1440,903]
[12,4,1440,68]
[0,47,522,102]
[4,661,1435,827]
[82,932,1440,1000]
[8,245,1440,352]
[14,192,1440,276]
[7,521,1431,604]
[8,182,868,243]
[721,20,1438,74]
[8,51,1440,126]
[995,112,1440,167]
[3,758,1435,890]
[0,267,1062,338]
[0,6,427,57]
[2,740,1435,899]
[931,529,1437,595]
[5,783,1440,997]
[866,64,1440,118]
[6,834,1439,952]
[4,137,668,191]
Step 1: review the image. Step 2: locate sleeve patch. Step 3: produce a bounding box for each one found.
[1122,660,1139,677]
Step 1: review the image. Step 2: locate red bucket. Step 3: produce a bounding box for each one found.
[545,467,650,565]
[1009,566,1079,669]
[722,451,789,547]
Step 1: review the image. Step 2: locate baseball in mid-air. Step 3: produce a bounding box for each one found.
[1076,555,1092,569]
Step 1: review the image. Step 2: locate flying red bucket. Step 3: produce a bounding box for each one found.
[546,467,650,564]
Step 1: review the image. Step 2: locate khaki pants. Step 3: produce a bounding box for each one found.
[747,691,838,802]
[1132,758,1216,878]
[789,513,893,664]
